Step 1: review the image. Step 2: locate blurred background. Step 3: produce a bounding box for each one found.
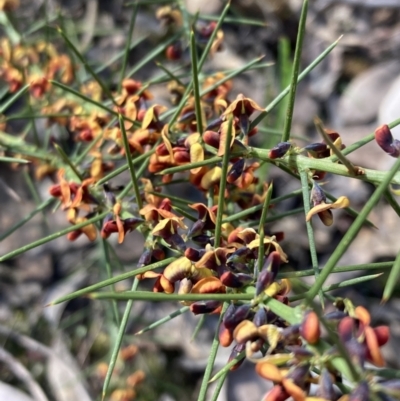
[1,1,400,400]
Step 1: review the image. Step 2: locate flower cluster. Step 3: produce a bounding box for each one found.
[249,305,391,401]
[0,3,396,401]
[95,344,146,401]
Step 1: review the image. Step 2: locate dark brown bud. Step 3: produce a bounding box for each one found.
[253,307,268,327]
[67,230,82,241]
[184,247,204,262]
[49,184,62,197]
[220,271,252,288]
[152,247,165,261]
[138,249,152,267]
[205,118,223,131]
[255,251,281,296]
[123,217,143,233]
[173,149,190,163]
[286,363,310,386]
[187,220,205,238]
[375,124,400,158]
[165,233,186,252]
[223,304,237,329]
[227,158,245,184]
[190,300,221,315]
[203,130,220,148]
[192,235,212,246]
[223,304,251,330]
[268,142,291,159]
[228,343,246,371]
[316,369,336,400]
[227,247,254,265]
[304,142,329,158]
[165,42,182,61]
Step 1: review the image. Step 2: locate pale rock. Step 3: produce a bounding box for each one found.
[338,61,400,126]
[185,0,221,14]
[379,71,400,144]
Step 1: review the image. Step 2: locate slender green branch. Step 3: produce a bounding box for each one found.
[197,303,228,401]
[214,116,233,247]
[299,170,323,306]
[118,114,143,209]
[281,0,308,142]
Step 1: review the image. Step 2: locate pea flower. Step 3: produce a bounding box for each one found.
[306,183,349,226]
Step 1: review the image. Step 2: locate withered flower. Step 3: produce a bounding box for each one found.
[306,183,349,226]
[221,94,263,135]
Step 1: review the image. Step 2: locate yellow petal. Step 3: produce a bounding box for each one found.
[161,124,174,160]
[331,195,350,209]
[200,166,222,190]
[257,324,281,352]
[218,119,235,157]
[306,203,331,222]
[163,257,193,282]
[190,143,204,174]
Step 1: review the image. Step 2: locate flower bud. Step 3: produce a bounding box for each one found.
[349,381,369,401]
[264,385,289,401]
[253,307,268,327]
[317,369,336,400]
[67,230,82,241]
[375,124,400,158]
[219,324,233,347]
[304,142,329,158]
[300,311,320,344]
[227,158,245,184]
[286,363,310,386]
[166,42,182,60]
[223,304,251,330]
[187,220,205,238]
[374,326,390,346]
[220,271,253,288]
[269,142,291,159]
[190,300,221,315]
[202,130,220,148]
[184,247,204,261]
[256,251,281,296]
[228,343,246,371]
[138,249,152,267]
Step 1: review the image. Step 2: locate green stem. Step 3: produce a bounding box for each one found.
[214,116,233,247]
[118,114,143,209]
[281,0,308,142]
[197,302,228,401]
[299,170,323,307]
[102,278,139,400]
[305,156,400,303]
